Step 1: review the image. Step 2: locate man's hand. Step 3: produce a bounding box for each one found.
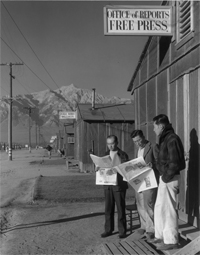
[147,162,152,168]
[95,166,100,172]
[106,168,117,175]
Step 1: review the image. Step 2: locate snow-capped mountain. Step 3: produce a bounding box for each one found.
[0,84,133,144]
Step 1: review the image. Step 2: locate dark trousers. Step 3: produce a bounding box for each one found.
[104,187,127,235]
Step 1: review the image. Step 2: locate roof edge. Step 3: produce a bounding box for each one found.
[127,0,168,93]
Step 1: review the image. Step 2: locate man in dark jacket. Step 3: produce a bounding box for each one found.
[131,130,159,240]
[149,114,185,251]
[100,135,129,239]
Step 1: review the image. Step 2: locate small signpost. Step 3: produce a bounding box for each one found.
[59,111,77,120]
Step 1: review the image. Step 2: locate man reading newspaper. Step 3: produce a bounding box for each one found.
[94,135,129,239]
[130,130,159,241]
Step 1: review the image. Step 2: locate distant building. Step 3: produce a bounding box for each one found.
[74,103,135,172]
[64,126,75,158]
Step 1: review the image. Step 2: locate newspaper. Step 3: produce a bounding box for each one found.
[113,157,158,192]
[90,154,158,192]
[90,154,112,168]
[90,154,117,185]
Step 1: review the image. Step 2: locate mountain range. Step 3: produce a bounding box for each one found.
[0,84,133,145]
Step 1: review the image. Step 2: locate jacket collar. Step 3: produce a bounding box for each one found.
[159,124,174,144]
[135,141,151,159]
[143,141,151,159]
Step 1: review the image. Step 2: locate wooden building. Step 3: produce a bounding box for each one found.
[127,1,200,230]
[64,125,74,158]
[74,104,135,172]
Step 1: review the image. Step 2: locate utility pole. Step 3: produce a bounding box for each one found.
[24,106,35,152]
[57,109,62,150]
[0,62,23,160]
[38,126,40,147]
[35,122,37,148]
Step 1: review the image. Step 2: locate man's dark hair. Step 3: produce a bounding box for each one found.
[153,114,170,126]
[130,130,144,138]
[107,135,118,143]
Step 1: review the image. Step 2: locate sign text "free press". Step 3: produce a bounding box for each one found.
[104,6,172,36]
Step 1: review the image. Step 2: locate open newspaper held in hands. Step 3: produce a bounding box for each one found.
[90,154,117,185]
[90,154,158,192]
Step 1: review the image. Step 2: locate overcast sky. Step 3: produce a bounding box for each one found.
[1,1,161,99]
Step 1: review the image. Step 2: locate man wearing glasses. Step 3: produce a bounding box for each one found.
[131,130,159,240]
[99,135,129,239]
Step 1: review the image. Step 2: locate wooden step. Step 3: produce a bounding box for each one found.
[162,236,200,255]
[178,219,200,241]
[102,239,162,255]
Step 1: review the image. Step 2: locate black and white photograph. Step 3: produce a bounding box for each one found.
[0,0,200,254]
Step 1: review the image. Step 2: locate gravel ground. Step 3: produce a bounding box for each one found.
[0,149,136,255]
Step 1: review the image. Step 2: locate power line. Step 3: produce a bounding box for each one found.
[1,1,60,89]
[15,78,34,95]
[1,37,52,90]
[1,79,37,108]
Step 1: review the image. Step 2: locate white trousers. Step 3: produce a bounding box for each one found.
[154,175,180,244]
[135,188,157,233]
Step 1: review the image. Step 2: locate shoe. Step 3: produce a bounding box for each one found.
[145,232,155,239]
[101,232,112,238]
[147,238,163,244]
[129,228,145,240]
[119,233,126,239]
[145,232,154,240]
[134,228,145,235]
[156,243,178,250]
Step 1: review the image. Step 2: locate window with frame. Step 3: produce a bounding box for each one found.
[176,0,194,43]
[68,136,75,144]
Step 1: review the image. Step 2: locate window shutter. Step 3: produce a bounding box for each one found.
[179,0,191,40]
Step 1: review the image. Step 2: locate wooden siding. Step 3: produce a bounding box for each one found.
[177,78,184,142]
[134,71,140,89]
[170,47,200,83]
[140,53,148,84]
[169,80,177,131]
[147,78,156,122]
[157,70,168,115]
[74,122,135,171]
[159,36,171,69]
[139,85,146,125]
[186,69,199,227]
[149,38,158,77]
[129,0,200,227]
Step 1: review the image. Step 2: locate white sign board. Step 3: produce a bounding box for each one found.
[104,5,172,36]
[50,135,57,143]
[59,111,77,119]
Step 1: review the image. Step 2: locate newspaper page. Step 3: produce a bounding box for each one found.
[90,154,117,185]
[113,157,158,192]
[95,168,117,185]
[128,169,158,192]
[90,154,112,168]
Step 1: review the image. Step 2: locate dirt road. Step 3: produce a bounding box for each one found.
[0,149,135,255]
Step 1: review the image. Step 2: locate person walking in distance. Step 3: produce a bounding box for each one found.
[46,144,52,159]
[130,130,159,240]
[148,114,185,251]
[97,135,129,239]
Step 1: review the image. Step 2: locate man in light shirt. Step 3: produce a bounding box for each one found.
[131,130,159,240]
[100,135,129,239]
